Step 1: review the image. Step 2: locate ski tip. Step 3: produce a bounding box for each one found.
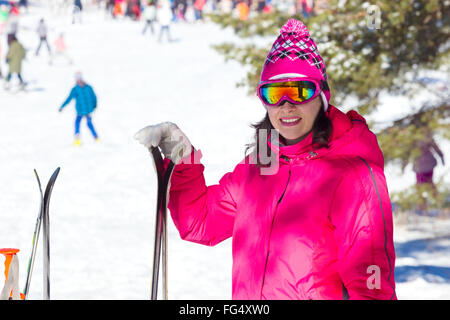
[49,167,61,182]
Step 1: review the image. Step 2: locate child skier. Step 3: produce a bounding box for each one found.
[413,132,445,186]
[142,1,156,35]
[49,33,73,65]
[158,1,173,42]
[35,18,51,56]
[59,72,99,146]
[135,19,397,300]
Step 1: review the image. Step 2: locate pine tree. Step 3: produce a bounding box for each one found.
[208,0,450,211]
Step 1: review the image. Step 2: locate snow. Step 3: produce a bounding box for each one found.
[0,4,449,300]
[394,218,450,299]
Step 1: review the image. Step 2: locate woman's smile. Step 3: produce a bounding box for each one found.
[279,117,302,126]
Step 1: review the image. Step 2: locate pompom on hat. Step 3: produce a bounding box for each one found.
[260,19,330,111]
[74,71,83,81]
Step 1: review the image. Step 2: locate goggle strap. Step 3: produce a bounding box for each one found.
[320,91,328,112]
[320,80,329,91]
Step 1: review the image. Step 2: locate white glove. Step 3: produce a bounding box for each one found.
[134,122,193,165]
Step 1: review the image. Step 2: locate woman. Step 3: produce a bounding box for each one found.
[49,33,73,65]
[135,19,397,300]
[158,1,173,42]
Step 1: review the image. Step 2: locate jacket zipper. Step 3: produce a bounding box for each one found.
[260,165,291,298]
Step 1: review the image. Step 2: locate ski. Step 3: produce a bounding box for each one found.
[150,147,174,300]
[42,167,61,300]
[22,169,44,299]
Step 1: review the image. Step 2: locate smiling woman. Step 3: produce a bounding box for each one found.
[268,97,321,140]
[135,18,397,300]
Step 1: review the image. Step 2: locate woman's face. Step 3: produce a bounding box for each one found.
[266,96,322,141]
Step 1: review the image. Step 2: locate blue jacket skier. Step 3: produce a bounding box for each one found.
[59,72,99,146]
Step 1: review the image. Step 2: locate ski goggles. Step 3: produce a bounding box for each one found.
[257,78,327,107]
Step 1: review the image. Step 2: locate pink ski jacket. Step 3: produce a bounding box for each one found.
[166,105,397,300]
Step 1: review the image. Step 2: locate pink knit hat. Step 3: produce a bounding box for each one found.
[260,19,330,111]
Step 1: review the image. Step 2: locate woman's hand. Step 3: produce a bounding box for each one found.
[134,122,193,165]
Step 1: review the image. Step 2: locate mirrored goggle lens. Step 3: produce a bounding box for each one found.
[260,81,317,105]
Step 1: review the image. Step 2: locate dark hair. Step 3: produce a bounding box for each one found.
[7,33,17,46]
[245,101,333,165]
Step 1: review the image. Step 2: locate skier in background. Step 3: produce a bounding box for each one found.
[175,0,187,21]
[125,0,140,19]
[59,72,99,146]
[413,133,445,186]
[49,33,73,65]
[142,1,156,35]
[298,0,314,17]
[106,0,115,18]
[158,1,173,42]
[5,6,19,36]
[35,18,51,56]
[256,0,266,12]
[9,2,20,16]
[4,33,26,90]
[219,0,233,13]
[135,19,397,300]
[18,0,29,12]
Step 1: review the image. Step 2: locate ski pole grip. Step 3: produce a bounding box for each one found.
[0,248,23,299]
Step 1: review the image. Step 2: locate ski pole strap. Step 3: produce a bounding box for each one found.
[0,248,21,300]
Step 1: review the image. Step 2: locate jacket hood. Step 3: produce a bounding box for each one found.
[267,105,385,169]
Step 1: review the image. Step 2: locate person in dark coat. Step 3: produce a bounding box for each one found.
[4,33,26,90]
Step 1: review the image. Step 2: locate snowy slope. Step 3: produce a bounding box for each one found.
[0,4,448,300]
[393,218,450,300]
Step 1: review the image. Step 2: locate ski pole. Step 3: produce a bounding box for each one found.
[162,158,174,300]
[150,147,174,300]
[22,169,44,299]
